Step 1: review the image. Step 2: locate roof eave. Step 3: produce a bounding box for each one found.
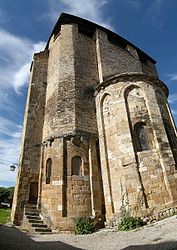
[45,12,156,64]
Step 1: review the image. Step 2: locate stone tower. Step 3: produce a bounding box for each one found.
[12,13,177,231]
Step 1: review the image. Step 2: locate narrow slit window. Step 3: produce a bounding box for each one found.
[134,123,149,152]
[46,158,52,184]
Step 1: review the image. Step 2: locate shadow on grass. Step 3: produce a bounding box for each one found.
[0,225,83,250]
[122,241,177,250]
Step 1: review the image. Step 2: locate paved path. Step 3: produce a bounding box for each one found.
[0,225,81,250]
[1,216,177,249]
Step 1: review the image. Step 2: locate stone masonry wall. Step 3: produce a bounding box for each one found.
[126,85,171,209]
[12,51,48,224]
[95,30,158,83]
[39,138,64,229]
[96,73,177,223]
[141,60,158,77]
[95,30,142,82]
[42,24,77,140]
[39,136,94,231]
[74,31,99,134]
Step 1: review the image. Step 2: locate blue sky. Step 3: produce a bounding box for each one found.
[0,0,177,187]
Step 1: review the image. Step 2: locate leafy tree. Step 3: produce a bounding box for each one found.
[0,186,14,206]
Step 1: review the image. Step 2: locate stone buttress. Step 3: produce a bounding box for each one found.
[11,51,48,224]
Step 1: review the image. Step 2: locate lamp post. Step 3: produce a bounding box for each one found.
[9,163,18,171]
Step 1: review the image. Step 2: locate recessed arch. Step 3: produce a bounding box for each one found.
[164,122,177,167]
[71,155,82,176]
[100,93,111,108]
[99,92,115,213]
[155,89,166,100]
[122,83,143,99]
[124,84,153,152]
[155,89,170,121]
[164,122,177,150]
[100,93,112,132]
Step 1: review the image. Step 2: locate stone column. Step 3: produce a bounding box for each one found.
[89,138,102,217]
[95,94,114,219]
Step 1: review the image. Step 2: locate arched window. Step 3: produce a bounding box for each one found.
[134,122,149,152]
[71,156,82,175]
[46,158,52,184]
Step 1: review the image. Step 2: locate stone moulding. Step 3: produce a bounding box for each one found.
[95,72,169,97]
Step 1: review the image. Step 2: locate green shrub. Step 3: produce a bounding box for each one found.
[118,214,145,231]
[0,208,11,224]
[74,217,96,235]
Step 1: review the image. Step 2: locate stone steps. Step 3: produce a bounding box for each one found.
[23,204,52,234]
[25,212,40,216]
[27,215,41,220]
[26,209,40,213]
[35,228,52,233]
[31,223,47,228]
[28,219,43,223]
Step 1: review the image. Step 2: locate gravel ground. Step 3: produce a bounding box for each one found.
[1,216,177,249]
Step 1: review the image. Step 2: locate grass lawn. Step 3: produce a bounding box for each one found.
[0,208,11,224]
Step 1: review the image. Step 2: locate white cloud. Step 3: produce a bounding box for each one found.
[0,28,45,186]
[168,94,177,104]
[13,63,31,92]
[48,0,112,29]
[0,91,23,119]
[167,74,177,81]
[0,117,22,139]
[125,0,141,9]
[148,0,165,16]
[0,117,23,185]
[171,109,177,116]
[0,29,45,93]
[0,9,10,24]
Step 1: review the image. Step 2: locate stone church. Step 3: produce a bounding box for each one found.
[12,13,177,231]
